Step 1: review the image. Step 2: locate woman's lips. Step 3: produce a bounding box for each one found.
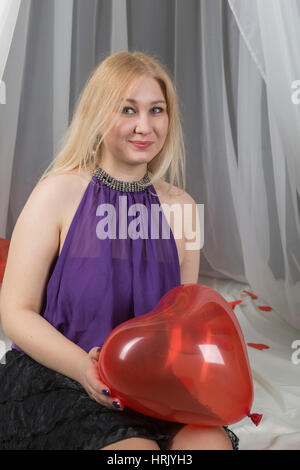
[129,141,153,149]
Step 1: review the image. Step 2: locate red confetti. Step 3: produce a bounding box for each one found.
[242,290,258,299]
[247,413,263,426]
[258,306,272,311]
[228,300,242,309]
[247,343,270,351]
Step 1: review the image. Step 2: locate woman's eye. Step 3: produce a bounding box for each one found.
[122,107,134,114]
[122,107,164,114]
[152,107,164,113]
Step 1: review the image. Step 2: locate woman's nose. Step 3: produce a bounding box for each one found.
[134,113,152,133]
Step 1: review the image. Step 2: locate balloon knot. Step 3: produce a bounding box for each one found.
[247,412,263,426]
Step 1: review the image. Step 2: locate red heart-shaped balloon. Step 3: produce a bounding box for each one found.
[98,283,254,426]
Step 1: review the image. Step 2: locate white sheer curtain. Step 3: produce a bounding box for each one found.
[0,0,30,238]
[0,0,21,104]
[199,0,300,328]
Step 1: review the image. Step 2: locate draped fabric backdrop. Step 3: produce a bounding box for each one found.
[0,0,300,329]
[0,0,21,104]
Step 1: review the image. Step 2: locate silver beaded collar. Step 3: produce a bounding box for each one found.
[93,166,151,192]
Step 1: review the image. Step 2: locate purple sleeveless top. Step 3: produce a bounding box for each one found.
[13,168,181,353]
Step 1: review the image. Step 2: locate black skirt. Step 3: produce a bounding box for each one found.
[0,349,239,450]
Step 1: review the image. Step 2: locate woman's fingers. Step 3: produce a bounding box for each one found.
[88,346,101,362]
[86,347,124,410]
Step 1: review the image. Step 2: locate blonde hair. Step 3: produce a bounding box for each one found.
[38,51,186,193]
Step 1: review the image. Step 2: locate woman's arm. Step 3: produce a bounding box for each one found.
[0,176,85,379]
[0,176,123,409]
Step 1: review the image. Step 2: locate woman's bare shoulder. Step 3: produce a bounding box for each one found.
[38,168,92,187]
[36,169,92,198]
[31,170,92,227]
[152,176,190,204]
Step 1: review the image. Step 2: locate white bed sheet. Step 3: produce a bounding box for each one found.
[1,277,300,450]
[198,275,300,450]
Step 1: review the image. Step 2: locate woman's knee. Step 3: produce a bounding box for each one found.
[168,425,233,450]
[100,437,161,450]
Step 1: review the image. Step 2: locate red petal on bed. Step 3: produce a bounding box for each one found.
[242,290,258,299]
[247,413,263,426]
[228,300,242,309]
[258,306,272,311]
[247,343,270,350]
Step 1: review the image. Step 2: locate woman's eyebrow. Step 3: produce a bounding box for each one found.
[125,98,166,105]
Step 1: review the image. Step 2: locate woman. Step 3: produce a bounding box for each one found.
[0,51,239,450]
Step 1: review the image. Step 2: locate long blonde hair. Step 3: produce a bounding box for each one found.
[38,51,186,193]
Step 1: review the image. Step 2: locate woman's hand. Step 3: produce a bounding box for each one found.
[78,346,124,411]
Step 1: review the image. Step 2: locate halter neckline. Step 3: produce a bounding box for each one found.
[93,166,151,192]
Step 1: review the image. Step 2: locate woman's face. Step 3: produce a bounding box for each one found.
[100,75,169,168]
